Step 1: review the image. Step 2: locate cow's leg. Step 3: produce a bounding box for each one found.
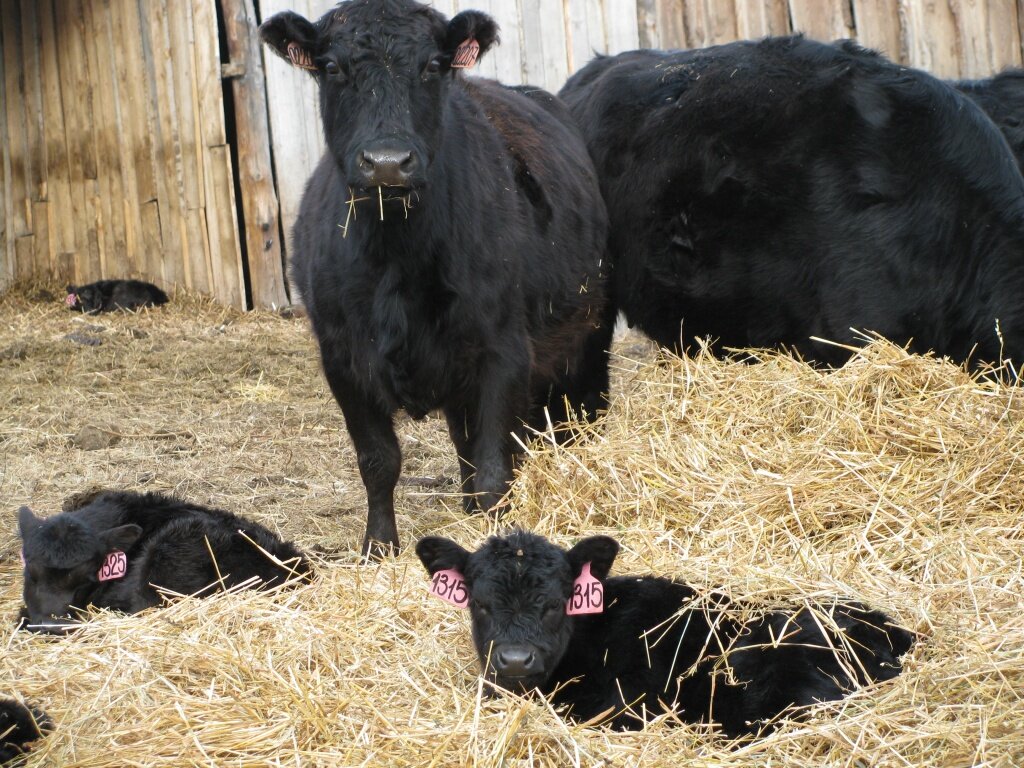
[321,363,402,557]
[444,409,477,515]
[460,354,531,515]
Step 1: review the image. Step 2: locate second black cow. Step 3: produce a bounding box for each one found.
[260,0,608,554]
[560,37,1024,368]
[418,531,914,737]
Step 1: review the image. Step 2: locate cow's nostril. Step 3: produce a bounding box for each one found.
[495,647,537,677]
[357,146,418,187]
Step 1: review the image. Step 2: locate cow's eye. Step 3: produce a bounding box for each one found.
[423,58,441,77]
[324,61,341,77]
[473,602,490,615]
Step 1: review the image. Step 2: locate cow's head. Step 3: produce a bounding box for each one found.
[17,506,141,634]
[416,530,619,692]
[260,0,499,197]
[66,284,101,313]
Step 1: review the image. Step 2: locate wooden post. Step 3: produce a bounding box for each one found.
[222,0,289,309]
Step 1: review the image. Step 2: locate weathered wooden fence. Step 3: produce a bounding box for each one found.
[4,1,1024,308]
[0,0,250,306]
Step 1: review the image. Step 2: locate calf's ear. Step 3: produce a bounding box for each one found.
[415,536,470,575]
[445,11,499,68]
[101,524,142,553]
[260,11,320,73]
[17,506,42,539]
[567,535,619,581]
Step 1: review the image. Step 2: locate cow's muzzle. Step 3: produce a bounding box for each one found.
[355,142,420,190]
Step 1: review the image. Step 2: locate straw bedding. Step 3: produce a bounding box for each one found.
[0,285,1021,766]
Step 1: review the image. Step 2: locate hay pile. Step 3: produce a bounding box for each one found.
[0,286,1021,766]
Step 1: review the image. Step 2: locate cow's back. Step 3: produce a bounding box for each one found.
[561,37,1024,366]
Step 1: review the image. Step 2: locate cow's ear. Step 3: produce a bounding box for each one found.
[415,536,470,575]
[17,506,42,540]
[567,535,619,581]
[259,11,320,73]
[444,11,499,68]
[101,524,142,553]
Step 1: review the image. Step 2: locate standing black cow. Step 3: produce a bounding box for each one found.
[17,491,310,633]
[417,530,914,736]
[260,0,608,555]
[559,37,1024,368]
[955,69,1024,170]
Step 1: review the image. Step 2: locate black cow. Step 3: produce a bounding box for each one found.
[417,531,914,736]
[65,280,169,313]
[17,491,310,634]
[559,37,1024,368]
[259,0,609,555]
[0,698,49,763]
[955,69,1024,170]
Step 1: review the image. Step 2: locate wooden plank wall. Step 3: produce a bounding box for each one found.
[644,0,1024,79]
[0,0,246,307]
[5,1,1024,306]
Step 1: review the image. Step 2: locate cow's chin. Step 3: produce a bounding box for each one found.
[487,673,549,695]
[348,183,423,202]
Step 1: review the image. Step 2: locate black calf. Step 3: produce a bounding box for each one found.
[417,531,914,736]
[65,280,168,313]
[17,491,310,633]
[0,698,48,764]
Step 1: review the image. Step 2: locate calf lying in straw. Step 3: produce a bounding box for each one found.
[17,491,310,634]
[65,279,168,313]
[0,698,49,763]
[417,530,914,736]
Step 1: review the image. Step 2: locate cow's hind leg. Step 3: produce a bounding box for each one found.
[321,365,403,557]
[452,354,531,515]
[530,308,615,437]
[445,410,477,515]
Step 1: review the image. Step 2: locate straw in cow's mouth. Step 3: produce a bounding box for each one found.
[338,187,418,237]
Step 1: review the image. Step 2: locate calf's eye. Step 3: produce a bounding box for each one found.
[324,61,341,76]
[423,58,441,77]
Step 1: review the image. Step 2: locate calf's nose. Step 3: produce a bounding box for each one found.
[357,146,417,188]
[494,646,539,678]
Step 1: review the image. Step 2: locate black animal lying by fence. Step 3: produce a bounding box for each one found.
[65,280,168,314]
[0,698,49,764]
[559,36,1024,369]
[260,0,609,555]
[417,531,914,736]
[17,491,310,634]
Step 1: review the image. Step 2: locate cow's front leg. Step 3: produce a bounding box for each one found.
[322,363,402,557]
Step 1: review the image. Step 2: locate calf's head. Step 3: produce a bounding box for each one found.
[261,0,498,195]
[416,531,618,692]
[17,506,141,633]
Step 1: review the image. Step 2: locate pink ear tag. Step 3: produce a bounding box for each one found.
[97,551,127,581]
[566,562,604,615]
[287,42,317,71]
[428,568,470,608]
[65,293,77,307]
[452,38,480,69]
